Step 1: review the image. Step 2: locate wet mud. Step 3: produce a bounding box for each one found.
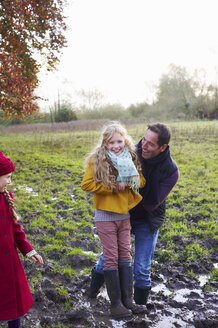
[1,209,217,328]
[22,241,217,328]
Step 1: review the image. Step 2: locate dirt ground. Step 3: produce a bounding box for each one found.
[20,237,217,328]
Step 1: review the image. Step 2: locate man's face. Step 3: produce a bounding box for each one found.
[141,129,167,159]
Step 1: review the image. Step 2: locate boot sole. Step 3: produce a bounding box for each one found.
[111,312,132,319]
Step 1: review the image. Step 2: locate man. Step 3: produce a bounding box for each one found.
[88,123,179,305]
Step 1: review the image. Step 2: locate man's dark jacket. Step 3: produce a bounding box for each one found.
[130,140,179,232]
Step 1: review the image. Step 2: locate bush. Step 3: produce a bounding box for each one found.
[54,103,77,122]
[76,104,127,120]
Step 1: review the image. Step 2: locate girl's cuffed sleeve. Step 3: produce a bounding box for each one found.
[139,173,146,189]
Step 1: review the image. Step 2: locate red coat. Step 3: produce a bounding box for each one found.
[0,192,33,320]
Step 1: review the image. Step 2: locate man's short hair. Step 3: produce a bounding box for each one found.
[147,123,171,147]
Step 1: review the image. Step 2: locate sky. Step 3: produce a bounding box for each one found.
[36,0,218,109]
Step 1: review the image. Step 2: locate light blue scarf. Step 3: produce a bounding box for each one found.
[107,146,140,192]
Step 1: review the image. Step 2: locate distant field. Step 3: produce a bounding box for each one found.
[0,119,217,294]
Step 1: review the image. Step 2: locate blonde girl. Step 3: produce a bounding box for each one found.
[0,152,43,328]
[82,122,146,318]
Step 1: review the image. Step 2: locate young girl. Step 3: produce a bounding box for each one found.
[0,152,43,328]
[81,122,146,318]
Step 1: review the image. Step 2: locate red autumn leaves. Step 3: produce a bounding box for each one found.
[0,0,67,118]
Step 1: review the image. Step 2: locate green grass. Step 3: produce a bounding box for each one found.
[0,120,217,284]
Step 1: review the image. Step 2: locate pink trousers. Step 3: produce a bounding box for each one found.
[95,219,131,269]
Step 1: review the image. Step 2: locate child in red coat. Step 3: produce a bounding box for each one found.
[0,152,43,328]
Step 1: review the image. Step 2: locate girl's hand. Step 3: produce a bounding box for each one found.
[116,182,126,192]
[31,254,44,264]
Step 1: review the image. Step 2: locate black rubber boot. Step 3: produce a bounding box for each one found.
[8,318,21,328]
[119,264,147,314]
[87,267,104,300]
[134,285,151,305]
[104,269,132,318]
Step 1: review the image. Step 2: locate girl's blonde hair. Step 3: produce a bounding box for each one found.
[85,121,141,189]
[3,188,19,221]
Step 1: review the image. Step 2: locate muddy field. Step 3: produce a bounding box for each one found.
[0,121,217,328]
[20,222,218,328]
